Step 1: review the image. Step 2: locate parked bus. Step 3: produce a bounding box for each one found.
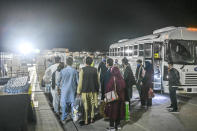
[109,26,197,93]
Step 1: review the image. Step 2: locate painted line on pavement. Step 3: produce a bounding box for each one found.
[134,123,151,131]
[179,100,197,107]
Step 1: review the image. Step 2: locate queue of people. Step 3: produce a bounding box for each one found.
[42,55,180,131]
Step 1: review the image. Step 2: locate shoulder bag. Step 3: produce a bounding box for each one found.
[105,77,119,103]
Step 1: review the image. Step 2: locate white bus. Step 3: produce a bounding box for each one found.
[109,26,197,93]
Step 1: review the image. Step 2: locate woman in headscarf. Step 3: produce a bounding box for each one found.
[141,61,154,107]
[105,67,125,131]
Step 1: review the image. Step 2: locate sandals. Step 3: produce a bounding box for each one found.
[91,118,95,123]
[85,120,88,125]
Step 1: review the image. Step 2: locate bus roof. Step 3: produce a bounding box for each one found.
[110,26,197,48]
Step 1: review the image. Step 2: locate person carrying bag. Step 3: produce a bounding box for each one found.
[105,77,119,103]
[104,67,125,131]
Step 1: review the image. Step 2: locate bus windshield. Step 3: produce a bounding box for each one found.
[169,40,197,64]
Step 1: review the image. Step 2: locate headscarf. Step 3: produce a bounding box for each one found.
[111,66,123,80]
[105,66,125,100]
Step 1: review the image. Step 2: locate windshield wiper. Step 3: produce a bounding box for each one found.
[180,64,185,69]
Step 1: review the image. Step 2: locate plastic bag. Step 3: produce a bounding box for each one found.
[73,96,83,122]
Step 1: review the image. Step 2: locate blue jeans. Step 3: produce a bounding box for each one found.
[61,102,74,121]
[45,84,51,93]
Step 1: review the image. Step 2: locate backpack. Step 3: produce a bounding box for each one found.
[51,71,56,89]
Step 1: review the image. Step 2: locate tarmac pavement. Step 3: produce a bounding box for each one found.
[58,91,197,131]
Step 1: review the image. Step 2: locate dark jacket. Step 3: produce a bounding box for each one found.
[98,61,107,80]
[81,66,99,93]
[135,65,144,85]
[104,67,112,90]
[124,64,136,87]
[168,68,180,86]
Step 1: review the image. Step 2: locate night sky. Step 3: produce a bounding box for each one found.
[0,0,197,52]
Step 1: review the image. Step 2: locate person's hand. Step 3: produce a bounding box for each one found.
[77,94,81,98]
[58,88,61,95]
[104,98,107,103]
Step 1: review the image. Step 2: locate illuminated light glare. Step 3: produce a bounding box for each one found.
[125,49,133,53]
[154,95,167,100]
[187,28,197,32]
[166,75,169,79]
[154,74,161,79]
[18,42,34,55]
[35,49,40,54]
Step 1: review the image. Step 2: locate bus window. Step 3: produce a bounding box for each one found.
[121,47,124,56]
[139,44,144,50]
[169,40,195,64]
[109,48,112,56]
[129,46,133,56]
[118,48,120,56]
[196,46,197,57]
[139,51,144,56]
[124,46,129,56]
[164,43,169,61]
[196,46,197,64]
[114,48,117,56]
[153,42,162,59]
[134,45,138,56]
[139,44,144,56]
[144,43,152,58]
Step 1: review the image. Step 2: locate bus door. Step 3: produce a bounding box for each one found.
[152,42,163,91]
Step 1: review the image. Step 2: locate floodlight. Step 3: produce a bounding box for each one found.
[18,42,34,55]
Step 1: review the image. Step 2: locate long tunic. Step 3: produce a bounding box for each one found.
[58,66,78,103]
[105,76,125,121]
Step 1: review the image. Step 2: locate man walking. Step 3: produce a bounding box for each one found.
[122,57,136,106]
[167,62,180,112]
[98,57,107,100]
[135,59,144,98]
[77,57,99,125]
[58,57,79,123]
[104,58,114,92]
[51,62,64,115]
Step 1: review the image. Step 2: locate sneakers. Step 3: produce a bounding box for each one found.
[166,105,173,108]
[168,109,179,113]
[116,126,122,130]
[106,127,115,131]
[61,120,66,125]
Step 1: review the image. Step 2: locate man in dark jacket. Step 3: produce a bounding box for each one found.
[104,58,114,94]
[167,62,180,112]
[122,57,136,105]
[135,59,144,98]
[77,57,100,125]
[98,57,107,100]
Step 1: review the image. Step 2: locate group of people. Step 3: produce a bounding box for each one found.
[43,55,180,131]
